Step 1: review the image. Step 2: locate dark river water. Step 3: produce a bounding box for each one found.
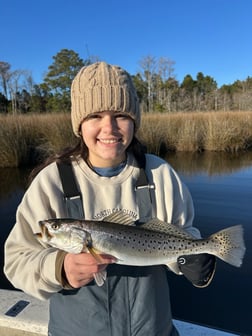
[0,152,251,336]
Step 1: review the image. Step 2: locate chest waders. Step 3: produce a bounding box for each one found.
[48,159,179,336]
[56,159,154,222]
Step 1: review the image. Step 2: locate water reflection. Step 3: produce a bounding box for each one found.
[1,152,252,200]
[166,151,252,176]
[0,167,30,200]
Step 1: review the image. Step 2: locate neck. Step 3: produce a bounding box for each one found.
[87,160,127,177]
[87,155,126,169]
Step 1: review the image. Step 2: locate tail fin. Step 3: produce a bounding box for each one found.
[210,225,246,267]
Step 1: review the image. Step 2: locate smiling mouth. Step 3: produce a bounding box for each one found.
[99,138,121,144]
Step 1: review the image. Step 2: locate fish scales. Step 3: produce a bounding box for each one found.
[82,221,208,265]
[78,220,197,264]
[37,212,246,270]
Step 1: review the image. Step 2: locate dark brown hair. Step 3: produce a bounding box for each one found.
[28,135,146,185]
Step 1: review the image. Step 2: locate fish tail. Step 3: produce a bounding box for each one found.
[210,225,245,267]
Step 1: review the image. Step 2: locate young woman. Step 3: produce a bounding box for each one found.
[4,62,215,336]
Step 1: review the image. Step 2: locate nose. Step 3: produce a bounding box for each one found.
[102,115,118,132]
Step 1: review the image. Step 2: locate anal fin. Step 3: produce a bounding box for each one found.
[93,270,107,287]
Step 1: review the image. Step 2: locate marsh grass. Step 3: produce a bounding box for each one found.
[1,111,252,167]
[0,115,35,167]
[139,111,252,153]
[203,113,252,151]
[0,114,77,167]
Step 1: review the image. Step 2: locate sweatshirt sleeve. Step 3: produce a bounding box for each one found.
[4,163,66,300]
[169,168,202,274]
[145,154,201,274]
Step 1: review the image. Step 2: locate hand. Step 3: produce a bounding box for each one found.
[63,252,115,288]
[177,253,216,287]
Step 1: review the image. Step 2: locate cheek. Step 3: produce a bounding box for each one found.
[125,123,135,142]
[81,124,95,143]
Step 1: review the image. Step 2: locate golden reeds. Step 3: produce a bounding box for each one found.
[0,111,252,167]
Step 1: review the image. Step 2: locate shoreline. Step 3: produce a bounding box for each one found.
[1,111,252,168]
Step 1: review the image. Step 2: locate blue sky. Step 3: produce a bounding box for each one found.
[1,0,252,87]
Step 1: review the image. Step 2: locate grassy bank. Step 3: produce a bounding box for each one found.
[0,111,252,167]
[140,111,252,155]
[0,114,77,167]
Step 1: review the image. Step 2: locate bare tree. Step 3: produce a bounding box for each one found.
[8,70,29,113]
[138,55,156,112]
[158,57,175,80]
[157,57,176,112]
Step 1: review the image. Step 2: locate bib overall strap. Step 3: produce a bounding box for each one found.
[56,160,84,219]
[135,168,155,223]
[57,160,154,223]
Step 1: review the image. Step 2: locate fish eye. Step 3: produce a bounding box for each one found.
[51,223,60,230]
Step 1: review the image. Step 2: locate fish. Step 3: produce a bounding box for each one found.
[36,211,246,286]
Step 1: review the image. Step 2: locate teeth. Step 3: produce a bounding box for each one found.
[99,139,119,144]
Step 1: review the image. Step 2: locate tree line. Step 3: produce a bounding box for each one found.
[1,49,252,114]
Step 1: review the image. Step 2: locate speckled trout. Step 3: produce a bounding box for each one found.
[36,211,245,286]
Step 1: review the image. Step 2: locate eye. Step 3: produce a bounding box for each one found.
[85,113,101,120]
[51,223,60,230]
[115,113,131,120]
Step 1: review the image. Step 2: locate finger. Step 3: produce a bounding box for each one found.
[69,275,94,288]
[71,253,116,266]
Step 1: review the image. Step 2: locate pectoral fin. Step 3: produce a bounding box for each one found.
[87,246,104,263]
[87,246,107,286]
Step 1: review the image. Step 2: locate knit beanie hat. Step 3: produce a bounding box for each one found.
[71,62,140,137]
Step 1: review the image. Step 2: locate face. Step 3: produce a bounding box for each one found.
[80,111,135,167]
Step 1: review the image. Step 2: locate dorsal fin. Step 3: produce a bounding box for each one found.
[140,219,196,239]
[103,211,196,239]
[103,211,135,226]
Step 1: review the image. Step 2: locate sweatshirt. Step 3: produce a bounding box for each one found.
[4,153,199,336]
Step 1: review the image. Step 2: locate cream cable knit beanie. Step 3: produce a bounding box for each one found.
[71,62,140,137]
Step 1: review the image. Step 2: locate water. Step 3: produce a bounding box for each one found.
[167,152,252,336]
[0,152,251,335]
